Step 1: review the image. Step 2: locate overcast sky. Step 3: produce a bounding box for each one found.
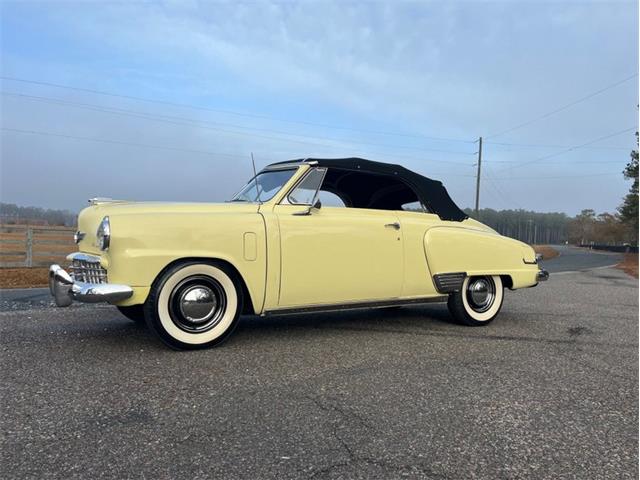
[1,0,638,215]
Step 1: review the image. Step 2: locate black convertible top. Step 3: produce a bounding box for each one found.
[266,158,468,222]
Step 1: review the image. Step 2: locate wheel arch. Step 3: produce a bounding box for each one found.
[500,274,513,290]
[151,257,256,315]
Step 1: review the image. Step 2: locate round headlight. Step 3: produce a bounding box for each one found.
[96,216,111,250]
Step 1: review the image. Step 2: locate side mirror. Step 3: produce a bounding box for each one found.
[292,199,322,216]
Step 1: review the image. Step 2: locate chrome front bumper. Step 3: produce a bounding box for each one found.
[49,264,133,307]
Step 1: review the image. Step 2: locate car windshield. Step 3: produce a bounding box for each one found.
[230,168,297,202]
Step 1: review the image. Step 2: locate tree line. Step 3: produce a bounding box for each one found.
[466,207,636,246]
[467,130,638,246]
[0,203,77,227]
[465,208,570,244]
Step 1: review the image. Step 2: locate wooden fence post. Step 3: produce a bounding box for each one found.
[26,228,33,267]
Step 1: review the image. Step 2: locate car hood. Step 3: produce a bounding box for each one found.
[83,201,259,217]
[76,201,260,254]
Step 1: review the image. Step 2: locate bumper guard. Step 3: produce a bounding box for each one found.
[536,269,549,282]
[49,264,133,307]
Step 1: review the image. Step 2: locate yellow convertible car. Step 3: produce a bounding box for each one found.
[49,158,548,349]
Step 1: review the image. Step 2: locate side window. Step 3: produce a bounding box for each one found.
[318,190,346,207]
[401,201,426,212]
[288,168,327,205]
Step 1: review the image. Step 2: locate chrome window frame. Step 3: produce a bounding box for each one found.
[283,167,328,206]
[229,167,298,203]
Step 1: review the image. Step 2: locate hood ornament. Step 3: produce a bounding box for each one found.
[88,197,127,206]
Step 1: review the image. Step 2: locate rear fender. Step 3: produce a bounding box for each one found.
[424,226,538,289]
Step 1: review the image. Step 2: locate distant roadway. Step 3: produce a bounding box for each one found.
[540,244,623,273]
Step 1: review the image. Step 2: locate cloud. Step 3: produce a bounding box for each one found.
[1,0,637,214]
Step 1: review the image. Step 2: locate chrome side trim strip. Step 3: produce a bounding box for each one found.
[263,296,448,316]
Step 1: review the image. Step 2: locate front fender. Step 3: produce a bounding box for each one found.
[105,212,267,310]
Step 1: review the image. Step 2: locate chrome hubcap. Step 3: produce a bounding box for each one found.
[466,277,495,313]
[169,275,226,333]
[179,286,217,323]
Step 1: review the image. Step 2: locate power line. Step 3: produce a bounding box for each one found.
[1,91,476,156]
[496,126,637,172]
[491,172,621,180]
[484,140,629,151]
[483,166,524,209]
[0,126,474,169]
[1,127,255,159]
[0,76,474,144]
[487,159,629,164]
[486,73,638,139]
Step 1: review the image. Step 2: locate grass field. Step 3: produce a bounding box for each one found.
[0,267,50,289]
[533,244,560,260]
[616,253,639,278]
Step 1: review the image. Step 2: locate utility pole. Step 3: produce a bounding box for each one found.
[474,136,483,218]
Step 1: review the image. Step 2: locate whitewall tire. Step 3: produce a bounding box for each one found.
[447,275,504,326]
[144,261,243,349]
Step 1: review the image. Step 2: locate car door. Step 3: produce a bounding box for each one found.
[274,205,403,307]
[273,167,403,307]
[395,209,441,297]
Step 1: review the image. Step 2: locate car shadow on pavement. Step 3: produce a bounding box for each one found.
[231,304,457,341]
[101,304,457,350]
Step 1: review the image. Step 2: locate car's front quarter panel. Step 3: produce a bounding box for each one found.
[74,204,267,310]
[425,224,539,289]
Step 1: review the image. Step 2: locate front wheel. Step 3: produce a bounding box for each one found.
[144,261,243,350]
[447,275,504,326]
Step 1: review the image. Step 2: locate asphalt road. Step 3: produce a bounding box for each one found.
[540,245,623,274]
[1,254,637,479]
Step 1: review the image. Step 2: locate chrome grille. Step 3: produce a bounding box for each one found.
[70,258,108,284]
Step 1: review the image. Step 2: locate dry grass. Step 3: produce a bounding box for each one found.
[616,253,639,278]
[0,267,49,289]
[532,245,560,260]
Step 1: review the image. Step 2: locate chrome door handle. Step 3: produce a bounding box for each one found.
[385,222,401,230]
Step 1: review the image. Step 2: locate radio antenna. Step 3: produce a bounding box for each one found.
[250,152,261,204]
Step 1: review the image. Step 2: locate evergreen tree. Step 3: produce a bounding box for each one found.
[618,131,639,241]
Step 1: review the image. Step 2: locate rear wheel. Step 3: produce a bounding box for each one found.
[144,261,243,350]
[447,275,503,326]
[117,305,145,325]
